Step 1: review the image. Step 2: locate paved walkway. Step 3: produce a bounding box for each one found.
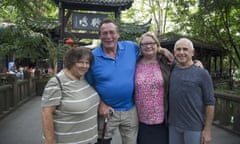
[0,96,240,144]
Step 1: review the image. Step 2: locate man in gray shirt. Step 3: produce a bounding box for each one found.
[168,38,215,144]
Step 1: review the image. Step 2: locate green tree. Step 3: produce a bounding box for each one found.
[1,0,58,23]
[168,0,240,70]
[122,0,172,36]
[0,0,58,69]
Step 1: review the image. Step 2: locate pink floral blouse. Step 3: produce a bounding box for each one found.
[135,61,165,124]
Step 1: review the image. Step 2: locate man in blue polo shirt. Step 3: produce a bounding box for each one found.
[86,19,174,144]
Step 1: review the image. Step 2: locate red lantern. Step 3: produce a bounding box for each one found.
[65,38,74,46]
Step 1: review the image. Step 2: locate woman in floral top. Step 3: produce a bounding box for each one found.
[135,32,172,144]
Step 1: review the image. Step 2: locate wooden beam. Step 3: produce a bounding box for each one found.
[63,32,99,39]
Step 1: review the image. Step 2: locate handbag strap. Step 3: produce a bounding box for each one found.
[55,75,63,91]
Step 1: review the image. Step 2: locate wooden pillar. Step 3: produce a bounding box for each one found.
[59,1,64,41]
[7,74,18,107]
[115,8,121,23]
[233,103,240,133]
[220,55,223,76]
[214,56,217,75]
[219,99,231,126]
[208,56,211,73]
[57,1,65,72]
[229,56,232,77]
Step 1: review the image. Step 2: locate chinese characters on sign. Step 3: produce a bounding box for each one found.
[72,13,108,30]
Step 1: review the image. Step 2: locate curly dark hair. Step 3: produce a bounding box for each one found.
[63,47,94,70]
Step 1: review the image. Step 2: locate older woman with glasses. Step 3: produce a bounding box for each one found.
[135,32,172,144]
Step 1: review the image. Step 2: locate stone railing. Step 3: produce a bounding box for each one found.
[214,92,240,136]
[1,73,240,136]
[0,73,48,119]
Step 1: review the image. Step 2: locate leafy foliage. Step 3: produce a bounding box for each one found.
[0,0,58,68]
[1,0,239,75]
[0,24,56,63]
[1,0,58,23]
[169,0,240,69]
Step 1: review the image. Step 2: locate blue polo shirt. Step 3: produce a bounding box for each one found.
[86,41,139,111]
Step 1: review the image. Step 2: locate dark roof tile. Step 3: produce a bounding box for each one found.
[54,0,134,11]
[60,0,133,5]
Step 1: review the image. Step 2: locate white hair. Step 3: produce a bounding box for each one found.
[174,38,194,50]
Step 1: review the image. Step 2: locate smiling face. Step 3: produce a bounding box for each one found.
[174,38,194,68]
[69,58,90,79]
[99,22,120,51]
[64,47,93,80]
[140,35,158,59]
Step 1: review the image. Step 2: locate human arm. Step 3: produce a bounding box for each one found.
[41,106,56,144]
[201,105,215,144]
[158,47,174,64]
[98,100,114,119]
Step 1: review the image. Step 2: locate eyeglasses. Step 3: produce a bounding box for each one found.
[140,42,157,47]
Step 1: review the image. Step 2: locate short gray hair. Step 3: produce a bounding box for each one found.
[174,38,194,50]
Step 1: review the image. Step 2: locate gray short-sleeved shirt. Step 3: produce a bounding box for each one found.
[42,70,100,144]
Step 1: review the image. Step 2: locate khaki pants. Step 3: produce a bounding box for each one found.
[98,106,138,144]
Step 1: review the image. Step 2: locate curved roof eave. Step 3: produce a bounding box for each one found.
[158,33,228,55]
[53,0,134,11]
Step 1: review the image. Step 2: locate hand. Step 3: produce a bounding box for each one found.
[159,47,174,65]
[98,101,114,119]
[201,129,211,144]
[194,60,204,68]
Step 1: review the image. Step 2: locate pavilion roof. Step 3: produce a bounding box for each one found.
[53,0,134,11]
[158,33,228,56]
[120,19,152,34]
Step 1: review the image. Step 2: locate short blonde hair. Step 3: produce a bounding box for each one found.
[139,32,161,47]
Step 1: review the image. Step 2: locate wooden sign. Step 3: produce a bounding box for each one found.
[72,12,108,31]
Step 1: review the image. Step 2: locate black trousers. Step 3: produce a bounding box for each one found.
[95,138,112,144]
[137,122,168,144]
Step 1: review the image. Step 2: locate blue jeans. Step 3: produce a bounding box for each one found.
[169,125,201,144]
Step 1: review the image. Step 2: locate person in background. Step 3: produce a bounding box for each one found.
[135,32,172,144]
[41,47,100,144]
[2,67,8,73]
[168,38,215,144]
[86,19,174,144]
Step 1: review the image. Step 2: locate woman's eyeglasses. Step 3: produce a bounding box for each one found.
[140,42,156,47]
